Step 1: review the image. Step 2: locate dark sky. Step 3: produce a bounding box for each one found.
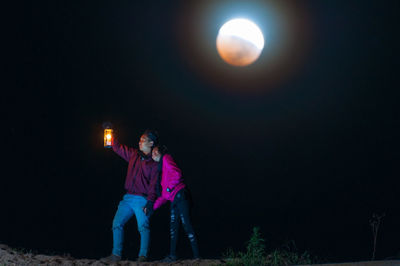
[3,0,399,262]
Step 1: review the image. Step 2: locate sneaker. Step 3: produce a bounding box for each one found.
[137,256,148,262]
[100,254,121,263]
[161,255,177,262]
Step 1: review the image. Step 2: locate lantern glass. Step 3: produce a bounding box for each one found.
[104,129,113,148]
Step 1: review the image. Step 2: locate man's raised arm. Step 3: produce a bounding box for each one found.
[112,138,136,162]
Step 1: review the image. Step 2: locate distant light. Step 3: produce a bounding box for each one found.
[219,19,264,49]
[216,18,264,66]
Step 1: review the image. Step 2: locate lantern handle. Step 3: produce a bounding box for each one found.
[102,121,113,129]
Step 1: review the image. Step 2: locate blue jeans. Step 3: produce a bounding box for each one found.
[112,194,150,257]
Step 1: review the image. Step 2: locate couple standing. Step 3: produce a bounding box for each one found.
[102,129,200,263]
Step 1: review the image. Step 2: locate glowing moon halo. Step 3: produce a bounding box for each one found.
[216,18,264,66]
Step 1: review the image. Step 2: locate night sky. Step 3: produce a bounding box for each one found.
[3,0,399,263]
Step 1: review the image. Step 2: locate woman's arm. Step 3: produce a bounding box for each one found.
[163,154,183,189]
[153,196,168,210]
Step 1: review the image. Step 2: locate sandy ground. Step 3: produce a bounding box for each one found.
[1,244,399,266]
[0,244,224,266]
[305,262,400,266]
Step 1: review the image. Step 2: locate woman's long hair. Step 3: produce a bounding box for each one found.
[154,145,168,197]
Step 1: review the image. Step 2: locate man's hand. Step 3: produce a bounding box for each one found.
[143,201,154,217]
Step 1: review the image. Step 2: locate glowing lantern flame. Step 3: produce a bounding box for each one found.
[104,129,113,148]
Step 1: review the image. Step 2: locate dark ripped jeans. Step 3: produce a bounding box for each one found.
[169,189,200,258]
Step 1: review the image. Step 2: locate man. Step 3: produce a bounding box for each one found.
[102,129,160,263]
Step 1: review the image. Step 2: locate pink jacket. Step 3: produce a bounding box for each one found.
[153,154,186,210]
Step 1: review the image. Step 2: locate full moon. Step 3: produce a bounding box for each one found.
[216,18,264,67]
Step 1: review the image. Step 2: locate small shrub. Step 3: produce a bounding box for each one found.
[222,247,236,260]
[239,227,266,265]
[222,227,319,266]
[369,212,385,260]
[266,249,315,265]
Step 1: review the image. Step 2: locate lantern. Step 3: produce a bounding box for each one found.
[104,128,113,148]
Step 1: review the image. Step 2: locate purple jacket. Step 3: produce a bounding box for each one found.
[112,139,159,202]
[154,154,186,210]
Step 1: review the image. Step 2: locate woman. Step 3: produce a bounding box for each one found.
[150,145,200,262]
